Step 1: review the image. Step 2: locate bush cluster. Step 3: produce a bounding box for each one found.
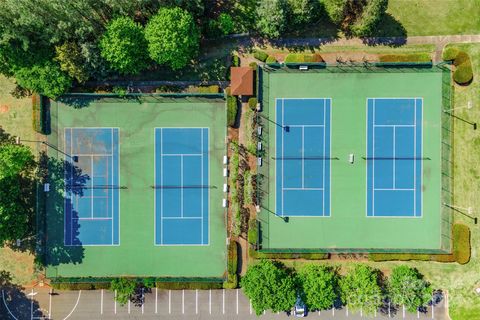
[253,50,269,62]
[284,53,324,63]
[442,48,474,85]
[379,53,432,63]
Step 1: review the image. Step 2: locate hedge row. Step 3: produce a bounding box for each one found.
[253,50,268,62]
[247,219,258,245]
[52,279,224,290]
[369,224,471,264]
[226,90,238,127]
[378,53,432,63]
[284,53,324,63]
[249,248,329,260]
[32,94,42,133]
[224,240,239,289]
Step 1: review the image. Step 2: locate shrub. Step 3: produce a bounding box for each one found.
[217,13,235,35]
[266,55,277,63]
[244,170,254,205]
[454,64,474,85]
[249,248,329,260]
[248,97,258,110]
[231,54,240,67]
[249,62,258,69]
[52,282,111,290]
[195,85,220,93]
[284,53,324,63]
[110,278,137,306]
[248,219,258,245]
[155,84,182,93]
[223,274,238,289]
[253,50,269,62]
[442,47,460,61]
[228,240,238,275]
[227,94,238,127]
[379,53,432,63]
[112,86,127,97]
[452,51,473,85]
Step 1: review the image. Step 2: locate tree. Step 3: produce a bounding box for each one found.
[255,0,287,38]
[298,264,338,310]
[55,42,90,83]
[0,144,35,179]
[99,17,149,75]
[388,266,432,313]
[110,278,137,306]
[15,61,72,98]
[340,264,382,315]
[0,143,36,247]
[321,0,387,36]
[145,7,200,70]
[287,0,317,27]
[241,260,297,315]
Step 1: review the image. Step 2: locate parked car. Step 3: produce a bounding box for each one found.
[293,296,307,317]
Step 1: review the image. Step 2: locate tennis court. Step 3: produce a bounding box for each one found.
[154,128,209,245]
[258,65,449,251]
[275,98,331,217]
[366,98,423,217]
[64,127,120,246]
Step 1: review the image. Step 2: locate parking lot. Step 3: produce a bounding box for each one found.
[1,287,448,320]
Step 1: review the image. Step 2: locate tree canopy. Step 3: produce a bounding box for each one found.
[0,142,36,246]
[255,0,288,38]
[388,265,432,313]
[298,264,338,311]
[145,7,200,70]
[110,278,137,306]
[340,264,383,315]
[241,260,297,315]
[100,17,149,75]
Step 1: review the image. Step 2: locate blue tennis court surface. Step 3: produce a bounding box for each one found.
[64,128,120,245]
[275,98,331,217]
[154,128,209,245]
[367,98,423,217]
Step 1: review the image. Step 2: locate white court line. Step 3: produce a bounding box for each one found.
[181,156,184,218]
[100,289,103,314]
[162,153,203,156]
[374,188,414,191]
[62,290,81,320]
[155,288,158,314]
[374,124,415,127]
[393,127,396,188]
[283,187,324,191]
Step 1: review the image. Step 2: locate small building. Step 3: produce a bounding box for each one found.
[230,67,254,96]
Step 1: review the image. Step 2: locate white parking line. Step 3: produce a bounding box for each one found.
[432,303,434,319]
[30,289,34,320]
[128,299,130,314]
[222,289,225,314]
[249,300,252,315]
[403,305,405,318]
[346,305,349,317]
[168,290,171,314]
[195,289,198,314]
[155,288,158,314]
[141,288,144,314]
[100,289,103,314]
[417,309,420,318]
[49,289,53,319]
[182,290,184,314]
[114,290,117,314]
[236,289,239,314]
[209,289,211,314]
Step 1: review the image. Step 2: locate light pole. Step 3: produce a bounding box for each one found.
[443,202,477,224]
[443,101,476,130]
[15,137,78,162]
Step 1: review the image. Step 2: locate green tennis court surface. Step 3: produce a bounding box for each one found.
[258,65,452,252]
[44,95,226,278]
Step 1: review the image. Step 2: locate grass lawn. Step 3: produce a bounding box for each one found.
[0,75,39,285]
[263,43,480,320]
[386,0,480,36]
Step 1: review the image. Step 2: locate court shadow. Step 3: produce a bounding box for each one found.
[0,271,45,320]
[38,153,86,267]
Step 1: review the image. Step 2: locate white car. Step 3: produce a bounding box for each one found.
[293,296,307,317]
